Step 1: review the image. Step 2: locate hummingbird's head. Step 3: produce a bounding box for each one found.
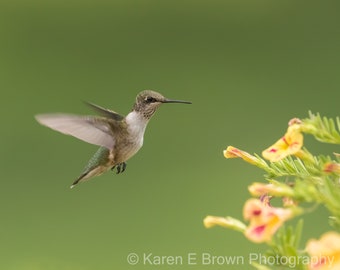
[134,90,191,119]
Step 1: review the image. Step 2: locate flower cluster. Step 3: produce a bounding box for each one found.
[204,112,340,270]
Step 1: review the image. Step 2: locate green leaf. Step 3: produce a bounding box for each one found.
[302,112,340,144]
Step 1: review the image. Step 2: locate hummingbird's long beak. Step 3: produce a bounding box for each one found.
[162,98,192,104]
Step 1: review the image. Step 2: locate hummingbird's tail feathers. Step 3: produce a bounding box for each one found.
[35,114,115,150]
[70,173,87,189]
[70,161,111,188]
[84,102,124,121]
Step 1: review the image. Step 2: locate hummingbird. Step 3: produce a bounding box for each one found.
[35,90,191,188]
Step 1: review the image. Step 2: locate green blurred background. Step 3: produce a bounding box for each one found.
[1,1,340,269]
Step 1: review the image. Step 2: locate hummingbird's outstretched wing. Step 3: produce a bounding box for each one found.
[85,102,124,121]
[35,114,117,150]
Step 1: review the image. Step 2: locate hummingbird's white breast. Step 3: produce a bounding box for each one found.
[122,111,149,161]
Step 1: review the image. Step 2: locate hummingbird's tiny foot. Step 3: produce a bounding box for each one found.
[115,162,127,174]
[111,165,116,171]
[122,162,127,173]
[116,164,121,174]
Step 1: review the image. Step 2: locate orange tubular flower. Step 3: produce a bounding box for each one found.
[243,198,296,243]
[262,124,304,162]
[306,231,340,270]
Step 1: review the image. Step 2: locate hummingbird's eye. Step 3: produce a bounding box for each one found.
[145,96,157,103]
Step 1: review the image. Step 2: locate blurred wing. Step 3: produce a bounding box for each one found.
[84,102,124,121]
[35,114,116,150]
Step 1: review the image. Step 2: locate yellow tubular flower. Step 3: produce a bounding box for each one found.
[243,198,296,243]
[306,231,340,270]
[203,215,246,232]
[262,124,303,162]
[224,146,259,165]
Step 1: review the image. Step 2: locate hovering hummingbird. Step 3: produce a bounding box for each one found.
[35,90,191,188]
